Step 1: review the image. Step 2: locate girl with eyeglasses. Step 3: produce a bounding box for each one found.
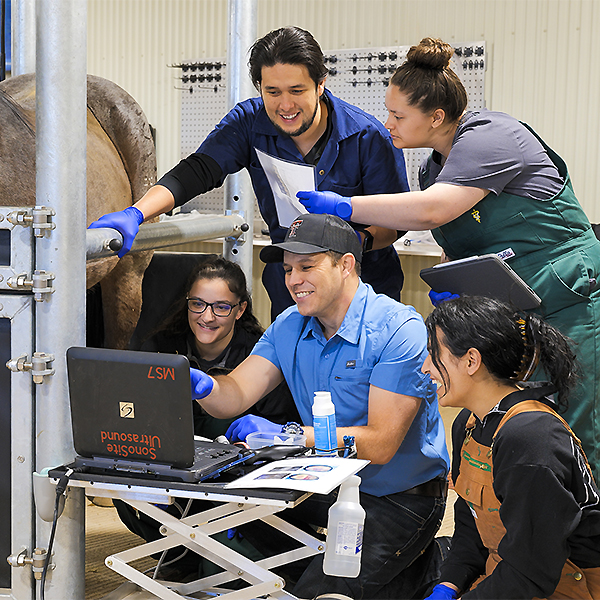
[140,255,299,438]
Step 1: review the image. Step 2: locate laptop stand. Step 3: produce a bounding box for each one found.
[49,469,324,600]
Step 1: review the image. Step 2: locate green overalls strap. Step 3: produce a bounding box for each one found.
[424,122,600,480]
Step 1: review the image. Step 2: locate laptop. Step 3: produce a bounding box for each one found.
[66,346,250,483]
[420,254,542,311]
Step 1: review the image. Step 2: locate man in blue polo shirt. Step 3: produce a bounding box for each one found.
[89,26,409,318]
[191,213,450,598]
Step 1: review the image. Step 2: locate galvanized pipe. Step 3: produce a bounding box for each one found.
[224,0,257,288]
[86,212,248,260]
[35,1,87,598]
[11,0,36,76]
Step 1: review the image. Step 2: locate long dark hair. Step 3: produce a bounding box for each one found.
[249,26,329,90]
[154,256,263,340]
[390,37,468,123]
[425,296,578,411]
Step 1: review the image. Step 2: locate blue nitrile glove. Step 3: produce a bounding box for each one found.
[190,368,214,400]
[88,206,145,258]
[429,290,460,307]
[226,527,244,540]
[225,415,280,443]
[424,583,459,600]
[296,190,353,220]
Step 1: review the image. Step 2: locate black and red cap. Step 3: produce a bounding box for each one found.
[260,213,362,264]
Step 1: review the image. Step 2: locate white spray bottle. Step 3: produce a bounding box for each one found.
[323,475,365,577]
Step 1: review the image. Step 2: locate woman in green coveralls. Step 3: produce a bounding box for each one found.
[297,37,600,481]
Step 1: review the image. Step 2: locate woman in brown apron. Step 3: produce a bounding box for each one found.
[421,296,600,600]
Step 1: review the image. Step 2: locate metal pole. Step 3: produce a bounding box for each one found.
[35,1,87,598]
[224,0,257,289]
[86,212,247,260]
[11,0,36,76]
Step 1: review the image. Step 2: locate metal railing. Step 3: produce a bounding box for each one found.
[86,211,249,260]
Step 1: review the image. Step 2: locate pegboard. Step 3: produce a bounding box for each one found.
[177,42,486,219]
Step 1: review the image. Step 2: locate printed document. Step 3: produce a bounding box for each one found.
[225,457,369,495]
[255,148,315,227]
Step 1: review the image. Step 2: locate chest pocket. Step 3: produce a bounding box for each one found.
[331,365,370,426]
[324,182,362,196]
[455,476,485,510]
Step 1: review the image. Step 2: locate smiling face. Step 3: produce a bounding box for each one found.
[283,251,346,323]
[384,84,439,150]
[421,328,471,409]
[260,63,325,139]
[187,277,246,359]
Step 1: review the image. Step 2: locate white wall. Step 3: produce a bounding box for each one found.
[88,0,600,221]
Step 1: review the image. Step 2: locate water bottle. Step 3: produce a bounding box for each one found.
[323,475,365,577]
[312,391,337,456]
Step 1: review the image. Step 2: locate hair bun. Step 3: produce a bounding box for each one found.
[406,37,454,71]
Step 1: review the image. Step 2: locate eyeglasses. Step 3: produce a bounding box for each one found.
[186,297,239,317]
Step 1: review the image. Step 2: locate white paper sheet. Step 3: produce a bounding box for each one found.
[255,148,314,228]
[225,457,369,495]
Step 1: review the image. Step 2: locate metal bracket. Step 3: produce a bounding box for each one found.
[7,270,55,301]
[6,352,55,384]
[7,206,56,237]
[225,209,249,242]
[7,547,53,580]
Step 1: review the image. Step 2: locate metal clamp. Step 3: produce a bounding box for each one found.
[225,209,249,241]
[7,206,56,237]
[7,547,53,580]
[7,270,55,301]
[6,352,55,384]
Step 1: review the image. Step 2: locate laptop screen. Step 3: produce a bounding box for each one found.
[66,347,195,469]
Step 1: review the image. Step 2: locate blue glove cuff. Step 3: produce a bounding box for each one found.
[124,206,145,225]
[428,583,459,600]
[334,197,353,220]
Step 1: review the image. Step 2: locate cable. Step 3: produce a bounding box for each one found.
[40,468,85,600]
[152,498,194,580]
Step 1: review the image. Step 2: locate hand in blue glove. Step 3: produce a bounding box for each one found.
[190,368,214,400]
[296,190,353,221]
[88,206,145,258]
[429,290,460,307]
[424,583,459,600]
[225,414,280,443]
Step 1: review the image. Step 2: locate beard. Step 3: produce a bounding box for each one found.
[271,98,320,138]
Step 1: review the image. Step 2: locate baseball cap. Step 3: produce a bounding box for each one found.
[260,213,363,264]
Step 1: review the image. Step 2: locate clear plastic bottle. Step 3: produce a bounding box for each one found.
[323,475,365,577]
[312,391,337,456]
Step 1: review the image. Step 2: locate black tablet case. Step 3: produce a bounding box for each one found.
[420,254,541,310]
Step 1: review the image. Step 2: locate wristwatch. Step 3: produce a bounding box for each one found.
[281,422,304,435]
[361,229,374,252]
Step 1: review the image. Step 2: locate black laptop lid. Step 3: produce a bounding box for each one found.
[66,347,195,469]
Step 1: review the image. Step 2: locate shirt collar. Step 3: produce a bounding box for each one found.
[479,382,558,426]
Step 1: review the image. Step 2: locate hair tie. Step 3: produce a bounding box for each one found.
[512,317,540,381]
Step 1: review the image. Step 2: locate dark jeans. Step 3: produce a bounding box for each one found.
[240,488,446,600]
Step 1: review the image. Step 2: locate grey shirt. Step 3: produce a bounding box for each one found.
[419,110,564,199]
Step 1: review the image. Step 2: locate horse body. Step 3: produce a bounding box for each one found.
[0,73,157,349]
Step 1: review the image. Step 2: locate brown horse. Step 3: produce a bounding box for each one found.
[0,73,156,349]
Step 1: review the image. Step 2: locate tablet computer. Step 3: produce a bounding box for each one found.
[420,254,542,310]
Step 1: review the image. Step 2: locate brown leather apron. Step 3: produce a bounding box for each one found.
[455,400,600,599]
